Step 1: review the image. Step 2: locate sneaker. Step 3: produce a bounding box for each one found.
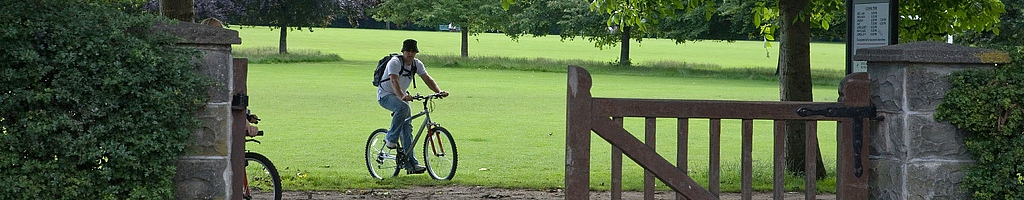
[406,165,427,174]
[385,140,399,149]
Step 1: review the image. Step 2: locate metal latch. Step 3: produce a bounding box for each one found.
[232,93,248,110]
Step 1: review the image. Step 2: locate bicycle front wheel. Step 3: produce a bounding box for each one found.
[244,152,282,200]
[423,127,458,180]
[366,129,400,179]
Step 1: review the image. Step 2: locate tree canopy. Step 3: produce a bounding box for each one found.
[374,0,507,57]
[231,0,340,54]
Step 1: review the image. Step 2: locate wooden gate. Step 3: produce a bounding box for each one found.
[565,66,871,199]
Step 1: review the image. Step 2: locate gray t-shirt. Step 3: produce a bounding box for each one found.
[377,56,427,100]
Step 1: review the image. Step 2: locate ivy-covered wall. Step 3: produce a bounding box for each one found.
[937,48,1024,199]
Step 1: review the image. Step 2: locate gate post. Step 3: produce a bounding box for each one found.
[566,66,593,199]
[855,42,1009,199]
[153,22,242,200]
[835,73,871,200]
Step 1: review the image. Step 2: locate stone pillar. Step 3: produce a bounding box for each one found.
[153,22,242,200]
[854,41,1010,199]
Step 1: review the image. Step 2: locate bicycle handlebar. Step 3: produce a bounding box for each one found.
[411,93,448,101]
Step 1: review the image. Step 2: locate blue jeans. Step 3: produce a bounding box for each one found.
[378,94,418,168]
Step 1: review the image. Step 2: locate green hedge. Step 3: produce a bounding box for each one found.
[0,1,209,199]
[936,47,1024,199]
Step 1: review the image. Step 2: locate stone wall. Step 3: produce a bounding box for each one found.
[153,22,242,200]
[854,41,1010,199]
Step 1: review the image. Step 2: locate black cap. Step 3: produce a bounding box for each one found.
[402,39,419,53]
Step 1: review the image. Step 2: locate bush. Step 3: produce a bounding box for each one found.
[0,1,209,199]
[936,48,1024,199]
[231,46,343,64]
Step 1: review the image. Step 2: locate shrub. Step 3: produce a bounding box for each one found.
[936,48,1024,199]
[231,46,343,64]
[0,1,209,199]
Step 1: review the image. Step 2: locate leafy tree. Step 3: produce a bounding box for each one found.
[957,0,1022,49]
[899,0,1005,42]
[338,0,381,28]
[142,0,238,23]
[502,0,699,66]
[586,0,682,65]
[658,1,754,42]
[79,0,152,12]
[231,0,340,54]
[158,0,198,21]
[374,0,507,57]
[140,0,237,23]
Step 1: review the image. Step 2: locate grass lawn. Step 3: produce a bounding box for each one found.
[233,27,848,192]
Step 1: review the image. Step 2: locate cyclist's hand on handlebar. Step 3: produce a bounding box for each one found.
[245,122,259,137]
[401,94,414,101]
[437,91,449,98]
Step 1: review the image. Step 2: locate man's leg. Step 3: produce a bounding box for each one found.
[400,119,418,169]
[378,94,408,147]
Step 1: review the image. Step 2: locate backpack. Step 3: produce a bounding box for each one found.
[372,53,417,88]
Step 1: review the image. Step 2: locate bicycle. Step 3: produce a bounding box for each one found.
[365,93,458,180]
[241,112,282,200]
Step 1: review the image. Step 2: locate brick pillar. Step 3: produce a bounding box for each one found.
[854,41,1010,199]
[153,22,242,200]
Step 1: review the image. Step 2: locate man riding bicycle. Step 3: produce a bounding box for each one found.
[377,39,448,174]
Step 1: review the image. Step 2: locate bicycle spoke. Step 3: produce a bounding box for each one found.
[424,127,457,180]
[366,129,400,179]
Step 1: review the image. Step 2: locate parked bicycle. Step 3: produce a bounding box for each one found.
[365,93,458,180]
[241,111,282,200]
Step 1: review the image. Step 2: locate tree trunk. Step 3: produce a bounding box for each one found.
[779,0,826,178]
[619,26,631,66]
[278,26,288,54]
[159,0,193,22]
[461,27,469,57]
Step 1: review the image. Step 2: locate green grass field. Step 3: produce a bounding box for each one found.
[233,27,848,192]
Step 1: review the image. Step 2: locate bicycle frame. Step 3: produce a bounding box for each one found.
[404,96,436,152]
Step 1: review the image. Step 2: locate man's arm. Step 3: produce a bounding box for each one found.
[419,74,445,95]
[389,74,411,101]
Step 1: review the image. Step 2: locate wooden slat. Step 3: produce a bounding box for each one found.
[590,117,717,199]
[593,98,843,120]
[805,121,818,200]
[709,119,721,196]
[773,120,786,200]
[741,119,753,200]
[612,117,623,200]
[645,117,656,200]
[676,118,689,200]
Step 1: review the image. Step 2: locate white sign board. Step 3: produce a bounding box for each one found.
[851,3,890,73]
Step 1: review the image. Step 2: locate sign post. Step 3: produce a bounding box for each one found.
[846,0,899,74]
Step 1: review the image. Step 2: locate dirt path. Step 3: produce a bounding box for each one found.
[274,185,837,199]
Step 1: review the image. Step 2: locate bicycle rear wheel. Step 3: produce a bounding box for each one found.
[244,152,282,200]
[365,129,401,179]
[423,127,458,180]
